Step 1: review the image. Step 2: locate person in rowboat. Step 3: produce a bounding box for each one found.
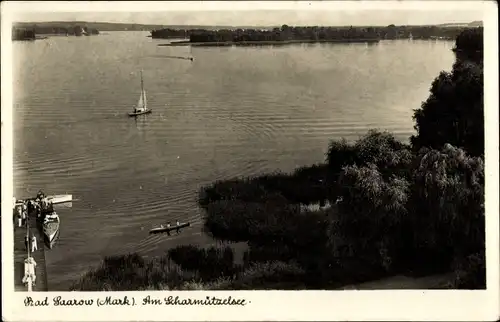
[166,222,171,236]
[176,220,180,234]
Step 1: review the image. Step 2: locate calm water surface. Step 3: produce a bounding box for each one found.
[13,31,455,290]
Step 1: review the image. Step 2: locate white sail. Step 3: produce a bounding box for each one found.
[136,91,145,111]
[131,70,149,114]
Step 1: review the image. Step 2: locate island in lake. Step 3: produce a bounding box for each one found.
[151,21,483,47]
[12,22,100,41]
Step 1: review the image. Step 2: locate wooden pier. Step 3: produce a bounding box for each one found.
[13,211,48,292]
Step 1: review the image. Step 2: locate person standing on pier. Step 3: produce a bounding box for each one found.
[31,234,38,252]
[21,204,27,226]
[24,235,29,251]
[17,207,23,228]
[35,203,41,218]
[23,257,37,287]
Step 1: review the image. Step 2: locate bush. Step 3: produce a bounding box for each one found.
[70,253,190,291]
[167,245,239,281]
[231,261,306,289]
[199,164,332,207]
[450,250,486,289]
[327,130,412,181]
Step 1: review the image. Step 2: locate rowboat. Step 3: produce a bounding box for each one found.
[149,222,190,234]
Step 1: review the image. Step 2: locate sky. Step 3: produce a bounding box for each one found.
[6,1,486,27]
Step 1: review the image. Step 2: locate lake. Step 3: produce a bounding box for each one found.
[12,31,456,290]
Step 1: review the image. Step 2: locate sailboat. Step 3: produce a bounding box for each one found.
[128,70,152,117]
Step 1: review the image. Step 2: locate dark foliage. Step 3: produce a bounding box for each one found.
[327,130,413,181]
[411,28,484,157]
[12,28,36,41]
[70,253,189,291]
[231,261,307,289]
[453,27,483,63]
[184,25,472,43]
[167,245,238,281]
[151,28,189,39]
[199,163,331,207]
[408,145,485,274]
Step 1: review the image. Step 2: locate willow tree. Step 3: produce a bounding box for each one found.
[409,144,485,281]
[330,163,410,273]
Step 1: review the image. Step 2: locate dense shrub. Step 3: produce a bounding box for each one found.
[231,261,306,289]
[70,253,191,291]
[167,245,238,281]
[449,250,486,289]
[327,130,412,180]
[199,164,331,207]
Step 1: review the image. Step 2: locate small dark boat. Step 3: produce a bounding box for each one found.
[41,210,60,249]
[129,109,152,117]
[149,222,190,234]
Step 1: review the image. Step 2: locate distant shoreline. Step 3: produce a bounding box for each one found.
[13,36,49,41]
[159,39,381,47]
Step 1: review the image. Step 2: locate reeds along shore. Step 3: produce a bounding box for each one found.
[71,28,485,291]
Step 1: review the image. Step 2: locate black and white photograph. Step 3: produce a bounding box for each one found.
[1,1,498,321]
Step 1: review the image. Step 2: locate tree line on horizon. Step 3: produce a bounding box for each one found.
[151,24,481,42]
[12,25,99,40]
[71,27,485,291]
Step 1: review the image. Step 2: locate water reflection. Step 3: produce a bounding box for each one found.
[134,114,148,136]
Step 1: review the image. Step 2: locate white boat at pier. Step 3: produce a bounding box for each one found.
[47,194,73,204]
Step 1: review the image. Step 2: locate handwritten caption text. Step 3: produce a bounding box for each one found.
[24,295,248,307]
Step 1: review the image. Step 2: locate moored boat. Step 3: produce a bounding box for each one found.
[47,194,73,204]
[42,211,60,249]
